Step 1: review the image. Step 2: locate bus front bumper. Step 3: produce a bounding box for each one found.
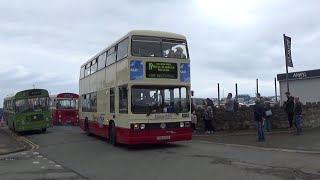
[117,128,192,145]
[15,121,53,132]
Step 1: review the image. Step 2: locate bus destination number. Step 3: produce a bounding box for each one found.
[24,90,42,96]
[64,93,73,98]
[146,62,177,79]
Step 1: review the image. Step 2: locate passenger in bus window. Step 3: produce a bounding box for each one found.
[174,47,186,59]
[168,50,175,58]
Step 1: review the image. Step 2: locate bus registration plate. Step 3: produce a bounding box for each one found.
[156,136,171,140]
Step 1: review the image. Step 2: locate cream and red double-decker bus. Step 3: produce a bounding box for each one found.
[79,30,192,145]
[50,93,79,125]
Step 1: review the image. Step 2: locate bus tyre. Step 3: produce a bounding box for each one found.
[109,122,117,146]
[42,128,47,133]
[85,119,91,136]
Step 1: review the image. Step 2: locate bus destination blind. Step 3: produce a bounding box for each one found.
[146,62,177,79]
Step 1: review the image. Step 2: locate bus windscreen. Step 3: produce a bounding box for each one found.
[131,36,188,59]
[15,97,50,113]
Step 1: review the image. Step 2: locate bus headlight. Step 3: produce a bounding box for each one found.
[76,115,79,118]
[180,122,185,128]
[59,115,61,118]
[140,124,145,130]
[133,124,139,130]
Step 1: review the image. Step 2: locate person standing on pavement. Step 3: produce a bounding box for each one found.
[284,92,294,129]
[225,93,235,130]
[191,110,197,132]
[264,101,272,132]
[204,105,214,133]
[294,97,303,135]
[254,98,265,142]
[225,93,234,112]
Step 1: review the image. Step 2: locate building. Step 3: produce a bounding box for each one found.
[277,69,320,105]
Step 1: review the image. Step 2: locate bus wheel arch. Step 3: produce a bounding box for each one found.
[108,120,117,146]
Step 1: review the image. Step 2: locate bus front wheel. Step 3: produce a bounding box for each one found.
[109,122,117,146]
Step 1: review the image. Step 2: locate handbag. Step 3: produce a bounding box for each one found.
[265,109,272,116]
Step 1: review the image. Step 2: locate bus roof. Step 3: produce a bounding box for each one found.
[81,30,187,67]
[4,89,49,101]
[50,93,79,99]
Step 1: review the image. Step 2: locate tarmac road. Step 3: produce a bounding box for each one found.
[14,126,320,180]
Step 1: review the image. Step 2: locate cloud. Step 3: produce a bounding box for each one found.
[0,0,319,107]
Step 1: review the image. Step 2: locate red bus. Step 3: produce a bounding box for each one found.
[50,93,79,125]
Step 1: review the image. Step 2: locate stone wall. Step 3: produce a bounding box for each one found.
[195,103,320,131]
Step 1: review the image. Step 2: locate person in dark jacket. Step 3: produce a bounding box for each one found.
[254,98,265,142]
[284,92,294,129]
[294,97,303,135]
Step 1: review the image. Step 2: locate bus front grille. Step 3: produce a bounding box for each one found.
[26,114,44,122]
[66,112,74,117]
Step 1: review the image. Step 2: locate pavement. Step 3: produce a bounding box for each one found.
[0,151,87,179]
[0,127,26,155]
[19,126,320,180]
[193,127,320,153]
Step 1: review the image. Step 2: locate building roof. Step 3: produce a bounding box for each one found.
[277,69,320,81]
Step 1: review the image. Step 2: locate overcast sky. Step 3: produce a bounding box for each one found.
[1,0,319,106]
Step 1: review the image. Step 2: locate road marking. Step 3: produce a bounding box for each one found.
[54,165,62,168]
[32,161,40,164]
[49,161,54,164]
[193,140,320,154]
[38,155,43,158]
[41,166,45,169]
[17,136,39,151]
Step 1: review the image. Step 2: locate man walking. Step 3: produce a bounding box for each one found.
[294,97,303,135]
[284,92,294,129]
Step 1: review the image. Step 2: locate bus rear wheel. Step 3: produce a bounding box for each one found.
[109,122,117,146]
